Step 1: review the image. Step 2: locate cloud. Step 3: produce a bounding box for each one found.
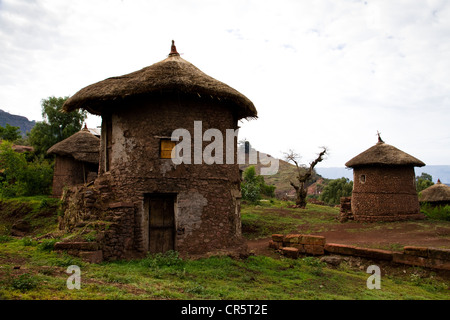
[0,0,449,166]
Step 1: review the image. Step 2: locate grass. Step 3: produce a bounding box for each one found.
[0,238,449,300]
[0,196,449,300]
[241,199,339,239]
[0,196,61,237]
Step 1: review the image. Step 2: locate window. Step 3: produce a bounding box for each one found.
[359,174,366,184]
[160,139,176,159]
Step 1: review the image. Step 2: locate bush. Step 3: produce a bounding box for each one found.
[319,177,353,205]
[421,204,450,221]
[241,166,276,203]
[0,141,53,197]
[38,238,58,251]
[11,273,38,292]
[140,250,185,268]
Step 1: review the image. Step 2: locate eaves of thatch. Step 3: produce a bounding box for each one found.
[47,128,100,164]
[419,180,450,203]
[345,138,425,168]
[62,41,257,121]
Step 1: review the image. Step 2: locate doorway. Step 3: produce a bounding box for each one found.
[145,194,176,253]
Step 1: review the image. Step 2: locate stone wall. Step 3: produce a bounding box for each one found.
[351,166,424,221]
[51,156,85,198]
[59,95,248,261]
[270,233,450,271]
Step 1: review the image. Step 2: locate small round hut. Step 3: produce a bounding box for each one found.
[47,126,100,198]
[60,41,257,260]
[345,135,425,222]
[419,179,450,207]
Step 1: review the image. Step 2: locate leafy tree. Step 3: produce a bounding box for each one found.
[28,96,87,156]
[319,177,353,205]
[0,124,21,142]
[241,166,276,203]
[0,141,53,197]
[416,172,434,193]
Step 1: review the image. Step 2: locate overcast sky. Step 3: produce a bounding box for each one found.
[1,0,449,167]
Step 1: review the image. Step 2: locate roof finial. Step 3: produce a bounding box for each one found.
[82,123,88,131]
[169,40,179,56]
[437,179,441,184]
[377,131,384,144]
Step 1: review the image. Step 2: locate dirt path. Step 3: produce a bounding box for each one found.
[247,219,450,254]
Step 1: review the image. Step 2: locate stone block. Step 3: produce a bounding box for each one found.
[426,258,450,271]
[392,253,427,267]
[304,244,324,256]
[428,248,450,261]
[54,241,99,251]
[79,250,103,264]
[271,234,284,242]
[284,234,302,245]
[268,240,282,250]
[324,243,357,256]
[404,246,428,257]
[300,235,326,245]
[291,243,306,253]
[353,247,393,261]
[282,247,299,259]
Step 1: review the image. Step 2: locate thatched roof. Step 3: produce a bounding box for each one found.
[419,180,450,203]
[345,137,425,168]
[47,127,100,164]
[62,41,257,120]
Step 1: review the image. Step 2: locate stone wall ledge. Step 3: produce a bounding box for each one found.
[54,241,99,251]
[271,233,450,271]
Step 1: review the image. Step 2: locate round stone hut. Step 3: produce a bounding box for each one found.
[60,41,257,260]
[419,179,450,207]
[345,135,425,222]
[47,126,100,198]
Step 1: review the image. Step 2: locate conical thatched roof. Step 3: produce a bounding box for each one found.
[47,127,100,164]
[62,41,257,120]
[419,180,450,203]
[345,137,425,168]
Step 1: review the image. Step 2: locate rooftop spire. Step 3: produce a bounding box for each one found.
[169,40,179,56]
[377,131,384,144]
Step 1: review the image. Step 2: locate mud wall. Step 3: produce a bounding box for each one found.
[88,95,246,259]
[351,165,423,221]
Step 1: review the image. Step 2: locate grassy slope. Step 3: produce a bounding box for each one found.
[0,238,449,300]
[0,197,449,300]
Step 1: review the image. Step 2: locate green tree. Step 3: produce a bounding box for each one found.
[241,166,276,203]
[0,141,53,197]
[416,172,434,193]
[0,124,21,142]
[28,96,87,156]
[319,177,353,205]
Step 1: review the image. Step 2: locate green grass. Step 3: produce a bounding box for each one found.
[0,196,60,237]
[241,200,339,239]
[0,197,449,300]
[0,238,448,300]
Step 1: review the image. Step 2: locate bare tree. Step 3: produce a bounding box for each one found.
[284,147,328,208]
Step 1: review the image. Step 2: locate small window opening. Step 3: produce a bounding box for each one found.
[360,174,366,184]
[160,139,176,159]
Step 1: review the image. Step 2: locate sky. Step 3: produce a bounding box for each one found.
[0,0,449,168]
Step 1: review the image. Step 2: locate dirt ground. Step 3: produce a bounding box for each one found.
[247,219,450,256]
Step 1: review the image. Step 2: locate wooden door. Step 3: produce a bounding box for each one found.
[148,194,175,253]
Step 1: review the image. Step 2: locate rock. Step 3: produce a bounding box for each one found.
[320,256,343,266]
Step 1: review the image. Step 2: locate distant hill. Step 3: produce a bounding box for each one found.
[239,150,322,197]
[316,166,450,184]
[0,109,36,137]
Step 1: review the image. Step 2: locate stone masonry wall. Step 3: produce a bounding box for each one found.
[270,234,450,271]
[351,166,423,221]
[59,95,248,261]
